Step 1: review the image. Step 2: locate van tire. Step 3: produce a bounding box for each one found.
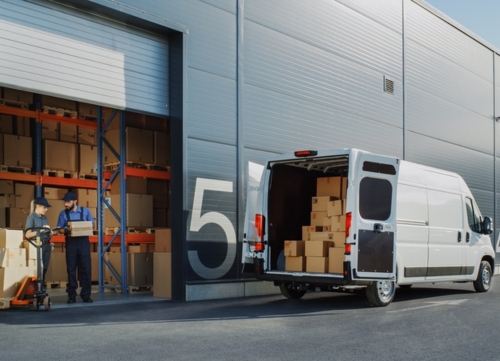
[366,280,395,307]
[473,260,492,292]
[279,283,306,299]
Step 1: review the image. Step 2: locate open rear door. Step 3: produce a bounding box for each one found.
[353,153,399,279]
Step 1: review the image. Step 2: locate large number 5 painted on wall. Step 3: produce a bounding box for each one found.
[188,178,237,279]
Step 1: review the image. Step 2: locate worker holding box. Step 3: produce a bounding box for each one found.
[25,197,53,285]
[56,191,95,304]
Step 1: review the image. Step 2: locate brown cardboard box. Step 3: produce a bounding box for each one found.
[155,228,171,252]
[68,221,93,236]
[0,206,5,228]
[317,177,342,198]
[104,127,154,164]
[0,267,29,298]
[153,208,168,228]
[111,176,148,195]
[284,240,305,257]
[45,199,65,227]
[306,256,328,273]
[45,253,67,282]
[78,103,98,119]
[128,245,141,253]
[0,248,26,267]
[0,195,16,207]
[107,252,154,286]
[305,241,333,257]
[4,135,32,168]
[309,232,334,242]
[330,215,346,232]
[154,131,170,166]
[0,229,24,248]
[104,193,153,228]
[79,144,97,174]
[312,196,337,211]
[0,114,13,134]
[0,180,14,194]
[0,134,3,165]
[329,247,345,274]
[147,178,169,208]
[285,256,305,272]
[310,211,327,226]
[23,240,37,260]
[341,176,348,199]
[42,121,59,140]
[15,182,34,209]
[146,115,169,132]
[17,117,31,137]
[41,95,76,111]
[4,88,33,104]
[60,123,78,143]
[44,140,78,171]
[8,208,30,229]
[153,252,172,298]
[76,188,98,208]
[77,127,97,146]
[91,252,98,282]
[327,200,344,217]
[43,187,67,200]
[331,232,346,247]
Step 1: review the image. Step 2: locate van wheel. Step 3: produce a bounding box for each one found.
[279,283,306,299]
[366,280,395,307]
[473,260,492,292]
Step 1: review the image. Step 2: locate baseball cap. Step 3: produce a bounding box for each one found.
[62,191,78,202]
[34,197,52,208]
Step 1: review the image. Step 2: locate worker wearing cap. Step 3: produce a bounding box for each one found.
[25,197,53,285]
[57,191,95,304]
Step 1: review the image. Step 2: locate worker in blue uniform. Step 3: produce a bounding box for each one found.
[57,191,95,304]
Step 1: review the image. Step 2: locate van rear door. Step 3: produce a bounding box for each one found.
[353,153,399,279]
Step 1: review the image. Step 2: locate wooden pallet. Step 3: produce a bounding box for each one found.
[0,165,32,174]
[105,227,155,235]
[79,113,97,121]
[42,105,78,119]
[43,169,78,179]
[0,98,29,109]
[78,172,98,180]
[105,162,170,172]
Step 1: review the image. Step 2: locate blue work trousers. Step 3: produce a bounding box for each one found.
[65,236,92,298]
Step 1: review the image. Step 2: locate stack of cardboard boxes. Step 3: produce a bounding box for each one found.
[284,176,347,274]
[153,228,172,298]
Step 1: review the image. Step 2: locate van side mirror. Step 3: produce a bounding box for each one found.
[482,217,493,235]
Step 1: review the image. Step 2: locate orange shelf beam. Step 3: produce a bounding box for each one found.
[0,171,36,182]
[0,105,35,118]
[39,175,98,188]
[104,167,170,180]
[40,112,97,128]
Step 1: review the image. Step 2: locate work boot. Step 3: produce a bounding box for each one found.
[67,296,76,304]
[82,297,93,303]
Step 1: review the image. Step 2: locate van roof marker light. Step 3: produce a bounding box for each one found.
[294,150,318,157]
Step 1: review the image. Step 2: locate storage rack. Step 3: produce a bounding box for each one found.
[0,103,170,294]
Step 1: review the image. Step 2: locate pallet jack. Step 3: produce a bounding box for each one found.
[10,227,55,311]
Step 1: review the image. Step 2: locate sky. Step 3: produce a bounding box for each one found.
[425,0,500,50]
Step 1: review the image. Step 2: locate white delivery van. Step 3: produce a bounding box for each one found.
[242,148,495,307]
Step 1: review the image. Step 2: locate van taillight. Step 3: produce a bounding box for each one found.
[345,243,352,255]
[254,214,265,251]
[345,212,352,238]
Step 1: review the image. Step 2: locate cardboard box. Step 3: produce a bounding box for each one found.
[60,123,77,143]
[43,187,67,200]
[41,95,76,111]
[78,103,98,119]
[147,178,169,208]
[153,208,168,228]
[0,206,5,228]
[107,252,154,286]
[23,240,37,260]
[0,229,24,248]
[309,232,334,242]
[15,182,35,209]
[91,252,98,282]
[0,248,26,267]
[329,247,345,274]
[45,252,67,282]
[104,127,154,164]
[128,245,141,253]
[341,176,348,199]
[331,232,345,247]
[284,240,305,257]
[4,88,33,104]
[154,131,170,166]
[68,221,93,237]
[330,215,346,232]
[0,267,29,298]
[310,211,327,226]
[153,252,171,298]
[7,208,30,229]
[104,193,153,228]
[146,115,169,132]
[0,114,13,134]
[0,195,16,207]
[79,144,97,174]
[327,200,344,217]
[44,140,78,172]
[111,176,148,195]
[76,188,98,208]
[285,256,305,272]
[317,177,342,198]
[312,196,337,211]
[0,180,14,195]
[4,135,32,168]
[0,134,3,165]
[305,241,333,257]
[155,228,171,252]
[17,117,31,137]
[77,127,97,146]
[42,121,59,140]
[306,256,328,273]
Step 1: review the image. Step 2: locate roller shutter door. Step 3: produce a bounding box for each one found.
[0,0,169,116]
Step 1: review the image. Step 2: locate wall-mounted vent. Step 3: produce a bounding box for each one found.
[384,76,394,94]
